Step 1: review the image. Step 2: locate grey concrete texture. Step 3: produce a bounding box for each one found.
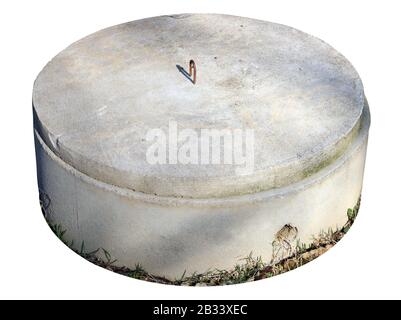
[33,14,366,198]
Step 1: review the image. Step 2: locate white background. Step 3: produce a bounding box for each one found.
[0,0,400,300]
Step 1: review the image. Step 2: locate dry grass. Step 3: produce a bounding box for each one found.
[47,197,361,286]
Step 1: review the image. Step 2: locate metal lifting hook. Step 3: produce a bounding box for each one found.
[189,60,196,84]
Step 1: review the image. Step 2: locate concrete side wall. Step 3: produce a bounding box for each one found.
[35,127,368,279]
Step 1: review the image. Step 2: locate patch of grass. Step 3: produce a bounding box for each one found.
[256,197,362,279]
[173,253,265,286]
[45,197,361,285]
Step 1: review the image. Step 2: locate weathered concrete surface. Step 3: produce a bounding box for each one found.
[33,14,370,279]
[33,14,365,198]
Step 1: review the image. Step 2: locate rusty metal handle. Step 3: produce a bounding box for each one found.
[189,60,196,84]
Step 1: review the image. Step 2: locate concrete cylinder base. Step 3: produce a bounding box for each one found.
[35,106,369,282]
[33,14,370,285]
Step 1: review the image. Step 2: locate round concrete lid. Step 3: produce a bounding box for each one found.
[33,14,365,198]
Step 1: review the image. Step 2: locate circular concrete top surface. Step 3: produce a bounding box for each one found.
[33,14,365,198]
